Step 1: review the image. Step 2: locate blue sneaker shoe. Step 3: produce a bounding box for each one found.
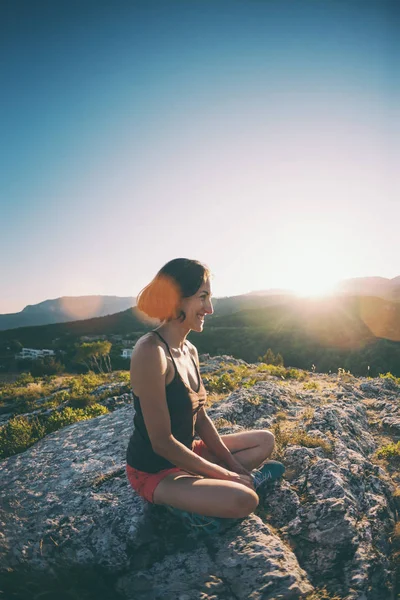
[165,505,239,534]
[251,460,285,490]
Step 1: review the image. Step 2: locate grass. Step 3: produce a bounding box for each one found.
[304,588,343,600]
[300,407,315,423]
[0,404,109,459]
[214,417,235,430]
[202,361,308,397]
[0,370,132,459]
[272,421,333,458]
[375,441,400,465]
[303,380,321,391]
[274,410,288,421]
[379,372,400,385]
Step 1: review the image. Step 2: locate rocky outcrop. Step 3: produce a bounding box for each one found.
[1,361,399,600]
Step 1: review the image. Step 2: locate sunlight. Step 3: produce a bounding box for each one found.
[291,278,338,298]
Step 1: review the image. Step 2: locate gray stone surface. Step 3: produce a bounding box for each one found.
[1,360,399,599]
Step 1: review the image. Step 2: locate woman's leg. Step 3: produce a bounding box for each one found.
[153,472,258,518]
[200,429,276,471]
[152,430,274,518]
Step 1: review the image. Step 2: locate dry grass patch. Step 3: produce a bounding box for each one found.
[272,421,333,458]
[214,417,234,430]
[206,391,229,406]
[303,380,321,391]
[300,407,315,423]
[275,411,288,421]
[305,588,343,600]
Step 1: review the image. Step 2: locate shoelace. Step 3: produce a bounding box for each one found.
[252,469,272,488]
[251,461,285,489]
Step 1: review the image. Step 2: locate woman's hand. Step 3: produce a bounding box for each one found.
[224,470,255,491]
[225,454,253,477]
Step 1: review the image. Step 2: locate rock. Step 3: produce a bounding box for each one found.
[1,358,399,599]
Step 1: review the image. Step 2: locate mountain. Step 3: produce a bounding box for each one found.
[0,296,136,331]
[1,293,399,361]
[2,275,399,333]
[333,276,400,302]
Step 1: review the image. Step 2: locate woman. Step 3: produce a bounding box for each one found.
[126,258,284,530]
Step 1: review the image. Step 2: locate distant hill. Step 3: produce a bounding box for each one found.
[2,275,399,333]
[334,276,400,302]
[0,293,293,347]
[0,296,136,331]
[1,293,399,351]
[0,292,296,335]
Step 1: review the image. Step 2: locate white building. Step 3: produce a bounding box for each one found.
[121,348,133,359]
[16,348,55,360]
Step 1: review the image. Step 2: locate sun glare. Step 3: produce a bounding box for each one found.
[290,278,338,298]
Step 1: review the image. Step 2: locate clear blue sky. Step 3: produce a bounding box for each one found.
[1,0,399,313]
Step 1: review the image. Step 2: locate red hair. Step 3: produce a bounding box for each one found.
[136,258,211,323]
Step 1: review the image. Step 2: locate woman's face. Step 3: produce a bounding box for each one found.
[181,278,214,331]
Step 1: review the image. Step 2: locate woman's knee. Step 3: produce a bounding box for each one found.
[261,429,275,455]
[229,488,259,518]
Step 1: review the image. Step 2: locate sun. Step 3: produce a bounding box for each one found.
[290,277,338,298]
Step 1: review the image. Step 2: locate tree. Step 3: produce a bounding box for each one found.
[74,341,112,373]
[258,348,284,366]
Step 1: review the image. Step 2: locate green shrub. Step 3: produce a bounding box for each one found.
[379,372,400,385]
[16,372,34,386]
[0,404,108,459]
[256,364,307,381]
[0,415,46,458]
[45,405,108,434]
[50,390,70,406]
[68,394,96,409]
[114,371,130,384]
[0,415,33,456]
[376,442,400,462]
[203,373,239,394]
[303,381,320,390]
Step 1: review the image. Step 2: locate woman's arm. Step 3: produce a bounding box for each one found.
[188,343,252,476]
[195,408,251,476]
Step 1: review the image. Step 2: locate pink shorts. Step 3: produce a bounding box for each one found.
[126,439,223,503]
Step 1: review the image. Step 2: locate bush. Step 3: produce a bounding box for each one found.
[45,405,108,434]
[0,404,108,459]
[0,415,46,458]
[303,381,320,390]
[256,364,306,380]
[30,357,65,377]
[16,372,34,386]
[68,394,96,409]
[376,441,400,463]
[50,390,70,406]
[379,372,400,385]
[114,371,130,384]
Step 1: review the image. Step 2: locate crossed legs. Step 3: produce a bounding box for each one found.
[153,429,275,518]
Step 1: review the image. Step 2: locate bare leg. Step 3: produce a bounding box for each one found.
[202,429,276,471]
[153,472,259,518]
[152,430,274,517]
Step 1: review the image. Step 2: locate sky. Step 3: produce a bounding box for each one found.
[1,0,399,314]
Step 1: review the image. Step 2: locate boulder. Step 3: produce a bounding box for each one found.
[1,363,399,599]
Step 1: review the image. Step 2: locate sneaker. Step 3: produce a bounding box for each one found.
[165,505,239,534]
[251,460,285,490]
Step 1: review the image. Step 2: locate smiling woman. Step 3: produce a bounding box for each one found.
[125,257,285,532]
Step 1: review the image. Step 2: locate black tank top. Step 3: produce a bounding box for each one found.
[126,331,207,473]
